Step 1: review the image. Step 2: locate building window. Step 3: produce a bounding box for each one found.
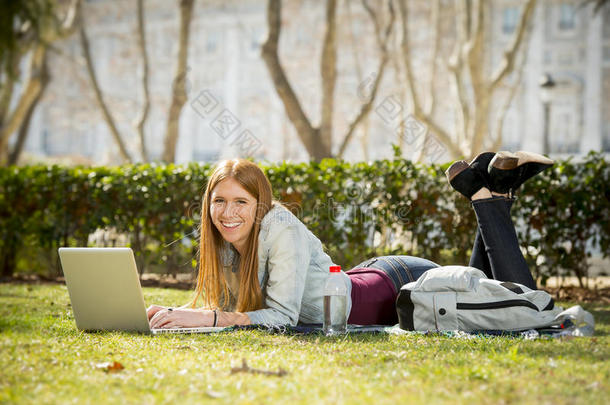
[603,6,610,38]
[550,109,580,153]
[557,50,574,66]
[603,122,610,152]
[246,27,264,58]
[543,50,552,65]
[502,7,519,34]
[42,129,50,155]
[603,69,610,151]
[206,31,220,54]
[558,3,576,31]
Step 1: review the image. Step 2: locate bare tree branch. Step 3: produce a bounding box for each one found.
[416,0,442,162]
[319,0,338,156]
[0,0,82,164]
[463,0,490,156]
[493,22,532,151]
[0,45,48,160]
[425,0,441,117]
[492,78,520,152]
[448,62,470,147]
[361,0,382,47]
[263,0,399,160]
[489,0,537,91]
[57,0,81,38]
[338,0,395,158]
[345,0,363,80]
[0,54,19,127]
[162,0,195,163]
[134,0,151,162]
[392,54,407,151]
[80,24,132,163]
[345,0,371,158]
[261,0,319,158]
[398,0,420,112]
[465,0,485,103]
[8,53,49,165]
[337,55,389,158]
[469,0,536,155]
[581,0,610,14]
[447,0,470,146]
[398,0,462,158]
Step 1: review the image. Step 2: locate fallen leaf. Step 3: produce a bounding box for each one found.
[95,361,125,373]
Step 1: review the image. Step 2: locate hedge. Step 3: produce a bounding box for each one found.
[1,152,608,286]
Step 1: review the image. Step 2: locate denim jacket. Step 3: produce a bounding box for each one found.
[233,204,352,326]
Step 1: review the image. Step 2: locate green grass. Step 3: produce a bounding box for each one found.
[1,284,608,404]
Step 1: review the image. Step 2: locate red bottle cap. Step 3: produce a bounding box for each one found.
[329,265,341,273]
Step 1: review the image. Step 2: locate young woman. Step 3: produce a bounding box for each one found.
[148,151,553,328]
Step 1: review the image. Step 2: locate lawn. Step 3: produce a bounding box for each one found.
[1,283,608,404]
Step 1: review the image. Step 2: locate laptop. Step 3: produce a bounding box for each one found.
[58,247,226,335]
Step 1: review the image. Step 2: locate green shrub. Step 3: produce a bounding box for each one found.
[1,152,608,285]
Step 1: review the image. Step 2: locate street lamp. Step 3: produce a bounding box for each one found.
[539,73,556,155]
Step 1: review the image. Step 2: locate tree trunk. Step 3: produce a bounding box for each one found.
[0,0,81,165]
[8,55,49,165]
[398,0,462,158]
[261,0,321,159]
[398,0,537,159]
[262,0,394,161]
[0,53,20,129]
[0,239,17,279]
[135,0,151,162]
[0,45,47,164]
[80,24,133,163]
[415,0,441,162]
[319,0,337,157]
[161,0,194,163]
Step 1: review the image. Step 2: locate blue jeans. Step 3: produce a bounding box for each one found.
[351,256,440,293]
[469,196,536,289]
[353,197,536,291]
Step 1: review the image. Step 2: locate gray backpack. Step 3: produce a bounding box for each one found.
[396,266,594,334]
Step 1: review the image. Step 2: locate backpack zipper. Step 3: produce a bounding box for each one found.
[456,299,539,311]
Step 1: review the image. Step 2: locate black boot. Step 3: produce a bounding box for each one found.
[487,151,519,194]
[488,151,553,195]
[445,160,489,199]
[469,152,500,186]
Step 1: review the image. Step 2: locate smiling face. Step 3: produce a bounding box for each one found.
[209,177,258,256]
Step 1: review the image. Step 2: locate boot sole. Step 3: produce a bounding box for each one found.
[489,151,519,170]
[515,151,554,166]
[445,160,469,182]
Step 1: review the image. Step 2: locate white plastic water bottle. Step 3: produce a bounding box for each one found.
[323,265,348,335]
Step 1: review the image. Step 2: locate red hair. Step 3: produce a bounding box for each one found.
[191,159,272,312]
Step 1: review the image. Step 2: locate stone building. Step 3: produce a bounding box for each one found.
[18,0,610,164]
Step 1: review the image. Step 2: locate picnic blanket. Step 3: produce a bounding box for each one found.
[230,305,594,339]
